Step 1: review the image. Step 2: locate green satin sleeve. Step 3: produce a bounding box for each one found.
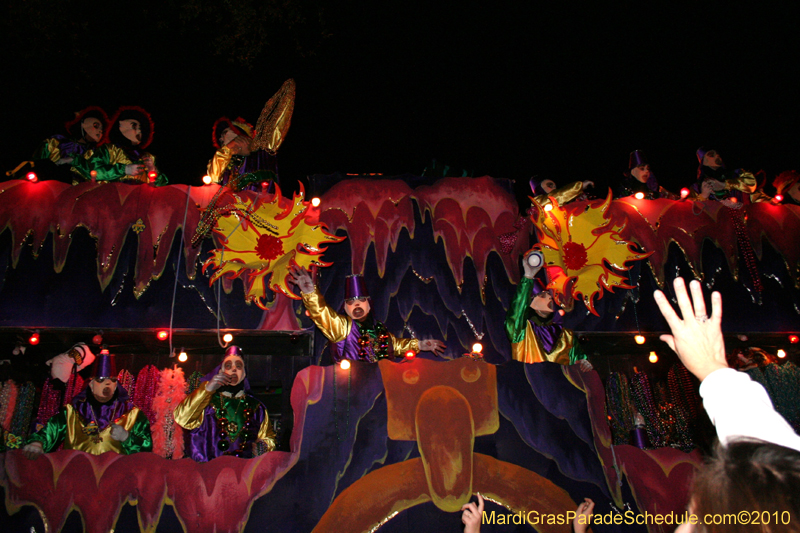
[568,336,587,364]
[301,289,352,343]
[505,277,534,344]
[122,411,153,454]
[70,145,129,182]
[25,408,68,452]
[34,138,62,163]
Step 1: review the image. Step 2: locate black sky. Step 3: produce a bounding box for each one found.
[3,2,799,200]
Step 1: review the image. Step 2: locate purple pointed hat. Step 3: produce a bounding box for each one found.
[225,345,244,358]
[628,150,648,171]
[344,275,369,300]
[91,348,117,380]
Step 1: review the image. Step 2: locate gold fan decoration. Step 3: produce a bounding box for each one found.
[202,183,344,309]
[530,191,652,315]
[252,78,296,154]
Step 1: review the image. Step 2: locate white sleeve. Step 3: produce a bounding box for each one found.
[700,368,800,452]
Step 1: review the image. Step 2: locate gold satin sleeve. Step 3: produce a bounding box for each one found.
[62,405,142,454]
[725,171,757,194]
[258,417,277,452]
[533,181,584,207]
[301,289,352,343]
[510,323,574,365]
[207,146,234,183]
[173,386,214,430]
[391,335,419,356]
[44,138,62,163]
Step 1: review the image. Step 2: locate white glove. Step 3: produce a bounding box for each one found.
[109,423,129,442]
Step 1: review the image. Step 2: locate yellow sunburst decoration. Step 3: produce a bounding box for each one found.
[530,191,652,315]
[202,183,344,309]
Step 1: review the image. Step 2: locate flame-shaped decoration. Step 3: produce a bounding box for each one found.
[202,183,344,309]
[530,191,652,315]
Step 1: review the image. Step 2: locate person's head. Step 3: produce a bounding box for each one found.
[221,345,246,386]
[627,150,652,183]
[64,106,109,144]
[107,106,154,149]
[89,348,118,403]
[212,116,254,149]
[677,439,800,533]
[697,147,724,170]
[530,279,555,317]
[773,170,800,203]
[343,275,371,322]
[540,179,557,193]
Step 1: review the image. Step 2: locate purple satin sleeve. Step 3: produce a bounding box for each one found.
[72,385,133,430]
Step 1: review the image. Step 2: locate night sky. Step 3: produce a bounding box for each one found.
[3,2,799,201]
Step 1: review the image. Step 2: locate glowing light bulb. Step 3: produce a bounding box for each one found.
[29,332,40,345]
[777,349,787,359]
[100,348,110,355]
[729,197,738,204]
[680,188,690,198]
[544,204,553,212]
[90,170,98,178]
[472,342,483,353]
[648,351,658,363]
[156,330,169,341]
[634,334,646,345]
[26,172,38,183]
[774,195,783,203]
[223,333,234,343]
[261,181,269,189]
[92,334,103,345]
[404,350,416,359]
[178,351,188,362]
[634,192,645,200]
[340,360,351,370]
[789,335,799,344]
[202,175,212,185]
[311,197,321,207]
[148,171,157,180]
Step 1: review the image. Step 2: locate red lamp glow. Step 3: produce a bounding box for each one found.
[90,170,98,178]
[156,330,169,341]
[92,334,103,345]
[100,348,110,355]
[774,195,783,203]
[29,332,40,345]
[261,181,270,189]
[789,335,799,344]
[680,188,690,198]
[729,197,738,204]
[311,197,321,207]
[404,350,416,360]
[148,171,158,181]
[634,192,645,200]
[26,172,38,183]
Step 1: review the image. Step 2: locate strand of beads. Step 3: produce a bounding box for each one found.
[35,378,62,431]
[630,372,665,448]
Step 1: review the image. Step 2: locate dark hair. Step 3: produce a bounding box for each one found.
[692,439,800,532]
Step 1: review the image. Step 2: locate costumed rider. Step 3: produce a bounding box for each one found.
[22,348,152,459]
[504,250,592,370]
[773,170,800,206]
[530,177,594,209]
[616,150,676,200]
[692,147,769,204]
[71,105,168,186]
[288,265,446,362]
[9,107,108,184]
[207,117,278,192]
[173,345,276,461]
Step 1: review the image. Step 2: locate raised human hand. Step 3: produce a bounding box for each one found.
[419,339,446,356]
[522,250,544,279]
[205,369,231,392]
[576,359,594,372]
[461,493,484,533]
[582,180,594,190]
[573,498,595,533]
[653,278,728,381]
[125,163,145,176]
[22,441,44,460]
[227,136,252,156]
[109,423,130,442]
[287,264,315,294]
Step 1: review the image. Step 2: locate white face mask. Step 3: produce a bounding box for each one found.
[118,119,142,145]
[81,117,104,142]
[222,355,246,386]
